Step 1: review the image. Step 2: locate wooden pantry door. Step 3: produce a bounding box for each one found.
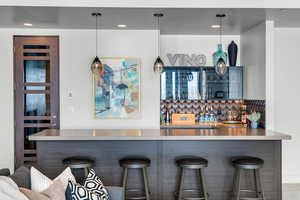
[14,36,60,168]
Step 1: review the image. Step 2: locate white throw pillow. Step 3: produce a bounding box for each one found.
[0,176,28,200]
[31,167,76,192]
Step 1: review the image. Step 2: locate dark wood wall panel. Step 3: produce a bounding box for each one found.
[36,140,281,200]
[37,141,160,199]
[160,141,281,200]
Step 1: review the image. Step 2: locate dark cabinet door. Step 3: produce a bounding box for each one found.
[14,36,59,168]
[161,66,243,100]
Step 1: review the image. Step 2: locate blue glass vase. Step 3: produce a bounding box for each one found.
[213,44,228,75]
[251,122,258,129]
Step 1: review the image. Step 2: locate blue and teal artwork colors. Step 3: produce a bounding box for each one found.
[94,58,140,119]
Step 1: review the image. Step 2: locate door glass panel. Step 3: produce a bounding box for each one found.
[24,52,49,56]
[24,94,50,116]
[24,60,50,83]
[24,120,51,124]
[24,86,48,90]
[23,45,49,49]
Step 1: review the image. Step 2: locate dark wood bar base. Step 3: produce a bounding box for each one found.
[36,140,282,200]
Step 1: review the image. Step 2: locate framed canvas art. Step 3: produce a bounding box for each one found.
[94,57,140,119]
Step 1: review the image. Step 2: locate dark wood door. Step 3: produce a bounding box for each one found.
[14,36,59,168]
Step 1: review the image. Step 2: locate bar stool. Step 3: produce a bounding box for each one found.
[120,157,151,200]
[63,156,95,183]
[175,157,209,200]
[231,156,265,200]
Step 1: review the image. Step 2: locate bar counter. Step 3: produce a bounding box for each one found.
[29,128,291,200]
[29,127,291,141]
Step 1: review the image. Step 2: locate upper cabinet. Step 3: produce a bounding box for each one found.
[161,66,243,100]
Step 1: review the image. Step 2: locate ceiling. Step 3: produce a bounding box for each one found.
[267,9,300,28]
[0,7,297,34]
[0,7,268,35]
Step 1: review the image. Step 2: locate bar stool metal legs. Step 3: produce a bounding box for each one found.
[199,169,209,200]
[254,169,265,200]
[177,168,184,200]
[232,156,265,200]
[120,157,151,200]
[142,168,151,200]
[122,168,128,199]
[176,157,209,200]
[233,168,241,200]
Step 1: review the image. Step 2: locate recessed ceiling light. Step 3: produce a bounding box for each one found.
[279,9,288,12]
[211,25,221,29]
[24,23,33,27]
[117,24,127,28]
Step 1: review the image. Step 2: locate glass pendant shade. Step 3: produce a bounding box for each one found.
[213,44,228,75]
[215,57,227,75]
[153,56,164,73]
[91,56,104,75]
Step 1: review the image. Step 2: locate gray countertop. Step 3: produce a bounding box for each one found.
[29,128,291,141]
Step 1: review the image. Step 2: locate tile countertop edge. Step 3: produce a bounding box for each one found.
[28,129,292,141]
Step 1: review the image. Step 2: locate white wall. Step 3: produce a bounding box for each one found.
[2,26,298,184]
[60,30,159,129]
[273,28,300,183]
[161,35,240,66]
[241,22,266,100]
[265,20,275,130]
[0,28,241,170]
[0,28,159,171]
[0,31,14,172]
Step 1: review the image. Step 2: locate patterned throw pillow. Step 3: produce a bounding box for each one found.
[66,180,101,200]
[83,169,110,200]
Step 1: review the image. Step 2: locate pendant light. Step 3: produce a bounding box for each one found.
[153,13,164,74]
[91,12,104,76]
[213,14,228,75]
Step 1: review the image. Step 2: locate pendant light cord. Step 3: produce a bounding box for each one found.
[154,13,163,58]
[157,16,160,57]
[219,16,222,45]
[96,14,98,56]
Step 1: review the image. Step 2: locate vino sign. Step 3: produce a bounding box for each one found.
[166,53,207,66]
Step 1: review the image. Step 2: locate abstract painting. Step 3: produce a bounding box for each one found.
[94,57,140,119]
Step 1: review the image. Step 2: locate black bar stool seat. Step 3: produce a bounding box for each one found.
[63,156,95,183]
[120,158,150,169]
[175,157,209,200]
[63,156,95,169]
[176,157,208,169]
[232,156,264,169]
[120,157,151,200]
[231,156,265,200]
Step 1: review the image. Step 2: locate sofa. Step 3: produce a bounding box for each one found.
[0,167,124,200]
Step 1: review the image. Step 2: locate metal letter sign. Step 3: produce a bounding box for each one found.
[166,53,206,66]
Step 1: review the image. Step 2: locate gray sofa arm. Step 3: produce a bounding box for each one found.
[106,186,124,200]
[0,168,10,176]
[1,167,31,188]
